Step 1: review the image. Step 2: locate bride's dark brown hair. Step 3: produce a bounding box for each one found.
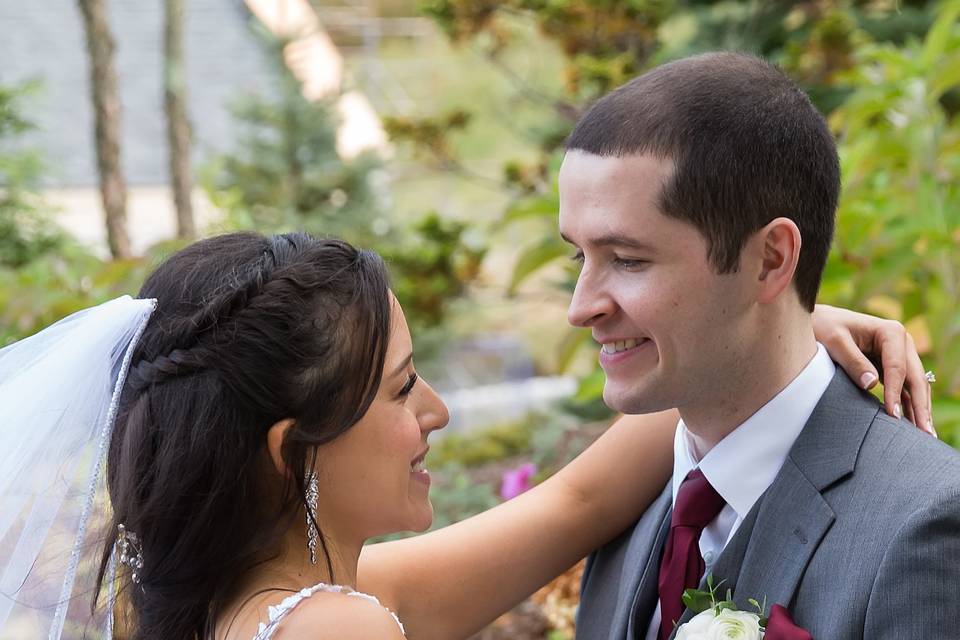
[94,231,392,639]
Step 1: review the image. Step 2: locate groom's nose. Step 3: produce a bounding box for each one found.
[568,270,614,327]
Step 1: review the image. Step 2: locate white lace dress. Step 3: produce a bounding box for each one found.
[251,583,406,639]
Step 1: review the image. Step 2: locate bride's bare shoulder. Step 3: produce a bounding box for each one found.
[273,590,406,640]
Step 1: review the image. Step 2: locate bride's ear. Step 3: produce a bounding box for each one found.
[266,418,296,477]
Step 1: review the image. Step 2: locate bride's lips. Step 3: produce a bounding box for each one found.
[410,447,431,487]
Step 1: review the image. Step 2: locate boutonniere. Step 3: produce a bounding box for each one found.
[676,576,766,639]
[676,577,813,640]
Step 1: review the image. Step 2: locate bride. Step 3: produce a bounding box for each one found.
[0,232,932,640]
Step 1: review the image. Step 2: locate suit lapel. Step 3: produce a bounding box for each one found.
[731,459,835,609]
[626,491,672,639]
[786,369,877,492]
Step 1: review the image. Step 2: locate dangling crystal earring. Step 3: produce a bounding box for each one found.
[116,523,144,584]
[305,470,319,565]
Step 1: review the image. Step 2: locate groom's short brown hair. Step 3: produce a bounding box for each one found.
[566,52,839,311]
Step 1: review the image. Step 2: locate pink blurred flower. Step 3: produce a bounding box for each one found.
[500,462,537,500]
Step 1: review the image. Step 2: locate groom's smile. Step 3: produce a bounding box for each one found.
[597,336,654,367]
[558,150,755,418]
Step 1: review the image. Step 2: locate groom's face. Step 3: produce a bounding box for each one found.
[559,151,754,415]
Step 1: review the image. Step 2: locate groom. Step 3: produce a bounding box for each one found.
[563,53,960,639]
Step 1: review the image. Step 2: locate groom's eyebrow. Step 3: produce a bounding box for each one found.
[561,232,656,253]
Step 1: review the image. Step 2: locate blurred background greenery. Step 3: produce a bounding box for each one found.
[1,1,958,637]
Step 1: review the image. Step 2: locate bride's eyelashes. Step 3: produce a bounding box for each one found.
[397,372,418,400]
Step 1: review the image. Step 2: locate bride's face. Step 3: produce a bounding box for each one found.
[313,297,449,539]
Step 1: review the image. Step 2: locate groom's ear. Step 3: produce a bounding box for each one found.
[753,217,802,304]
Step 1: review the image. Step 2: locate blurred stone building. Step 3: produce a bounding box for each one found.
[0,0,385,255]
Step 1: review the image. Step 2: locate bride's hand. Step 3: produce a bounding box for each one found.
[813,304,933,435]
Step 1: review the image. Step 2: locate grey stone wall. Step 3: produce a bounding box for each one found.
[0,0,274,186]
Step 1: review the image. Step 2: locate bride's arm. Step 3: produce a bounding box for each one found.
[358,409,676,640]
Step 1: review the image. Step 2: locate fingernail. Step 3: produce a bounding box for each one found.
[929,420,938,438]
[894,403,902,419]
[860,372,878,389]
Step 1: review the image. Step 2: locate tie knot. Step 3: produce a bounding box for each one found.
[672,468,726,529]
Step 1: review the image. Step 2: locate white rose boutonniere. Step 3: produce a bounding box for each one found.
[675,609,764,640]
[675,576,767,640]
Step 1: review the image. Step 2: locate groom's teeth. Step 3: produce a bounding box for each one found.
[602,338,641,354]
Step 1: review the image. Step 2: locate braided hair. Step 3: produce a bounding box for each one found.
[94,232,392,640]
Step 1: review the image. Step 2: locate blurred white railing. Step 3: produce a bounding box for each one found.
[438,376,578,436]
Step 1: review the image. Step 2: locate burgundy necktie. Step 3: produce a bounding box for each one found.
[658,468,726,640]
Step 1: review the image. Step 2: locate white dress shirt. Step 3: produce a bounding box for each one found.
[644,343,836,640]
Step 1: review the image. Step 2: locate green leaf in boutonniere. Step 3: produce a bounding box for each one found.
[682,574,728,613]
[714,589,737,613]
[682,587,714,613]
[748,596,769,627]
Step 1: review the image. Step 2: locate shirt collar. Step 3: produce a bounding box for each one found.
[671,343,836,519]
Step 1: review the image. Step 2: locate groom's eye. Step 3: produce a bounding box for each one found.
[569,251,585,264]
[613,256,647,270]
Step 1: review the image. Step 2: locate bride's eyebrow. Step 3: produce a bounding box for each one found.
[390,353,413,378]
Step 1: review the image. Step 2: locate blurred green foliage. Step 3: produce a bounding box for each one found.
[380,213,487,328]
[423,464,501,530]
[0,81,62,270]
[203,38,388,245]
[432,418,537,467]
[0,80,159,346]
[825,0,960,443]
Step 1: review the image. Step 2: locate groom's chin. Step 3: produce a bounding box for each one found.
[603,383,669,416]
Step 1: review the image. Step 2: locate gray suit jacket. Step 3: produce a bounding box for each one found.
[577,369,960,639]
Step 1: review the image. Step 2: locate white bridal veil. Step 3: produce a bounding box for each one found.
[0,296,156,639]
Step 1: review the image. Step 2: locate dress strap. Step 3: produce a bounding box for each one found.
[252,583,405,639]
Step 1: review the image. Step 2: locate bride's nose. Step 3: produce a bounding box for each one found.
[417,379,449,435]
